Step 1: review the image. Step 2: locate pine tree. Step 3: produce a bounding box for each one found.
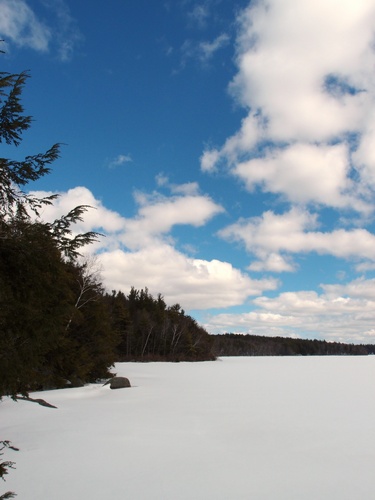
[105,287,215,361]
[0,66,98,256]
[0,70,58,221]
[0,62,105,397]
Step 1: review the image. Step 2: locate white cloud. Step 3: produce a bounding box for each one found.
[108,154,132,168]
[28,185,278,309]
[205,277,375,343]
[121,189,224,249]
[0,0,51,52]
[200,148,221,173]
[170,181,200,196]
[33,185,224,243]
[219,208,375,271]
[353,126,375,189]
[248,253,295,273]
[30,186,126,235]
[234,143,368,211]
[321,277,375,301]
[99,245,277,310]
[201,0,375,211]
[155,174,200,196]
[229,0,375,143]
[0,0,82,60]
[155,173,169,187]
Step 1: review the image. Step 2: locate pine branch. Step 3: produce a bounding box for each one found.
[0,491,17,499]
[1,143,60,185]
[0,441,18,499]
[0,71,31,146]
[47,205,103,259]
[0,144,61,218]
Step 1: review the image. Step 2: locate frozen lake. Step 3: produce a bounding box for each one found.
[2,356,375,499]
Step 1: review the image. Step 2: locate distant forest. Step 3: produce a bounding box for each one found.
[211,333,375,357]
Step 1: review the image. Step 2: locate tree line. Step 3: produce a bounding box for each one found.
[105,288,214,362]
[211,333,375,357]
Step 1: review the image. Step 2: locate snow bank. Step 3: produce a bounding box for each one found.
[2,356,375,499]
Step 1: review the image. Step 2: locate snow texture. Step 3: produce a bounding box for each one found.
[2,356,375,499]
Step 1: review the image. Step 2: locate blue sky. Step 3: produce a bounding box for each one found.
[2,0,375,343]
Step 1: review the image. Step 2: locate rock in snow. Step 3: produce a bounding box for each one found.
[104,376,131,389]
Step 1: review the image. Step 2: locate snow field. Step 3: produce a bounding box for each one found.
[2,356,375,499]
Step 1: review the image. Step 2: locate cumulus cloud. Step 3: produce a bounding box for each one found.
[230,0,375,144]
[32,185,224,250]
[99,245,277,310]
[321,277,375,301]
[122,188,225,249]
[219,208,375,271]
[204,277,375,343]
[234,143,368,211]
[248,253,295,273]
[30,186,126,236]
[0,0,82,60]
[29,185,278,309]
[201,0,375,211]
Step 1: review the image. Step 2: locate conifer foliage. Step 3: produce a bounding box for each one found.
[0,64,117,398]
[106,288,215,362]
[0,441,18,499]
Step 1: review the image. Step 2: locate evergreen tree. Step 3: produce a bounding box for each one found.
[0,62,111,397]
[0,70,58,223]
[107,287,215,361]
[0,218,75,395]
[49,260,120,385]
[0,66,98,254]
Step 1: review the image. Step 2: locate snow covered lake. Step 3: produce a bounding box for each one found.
[2,356,375,499]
